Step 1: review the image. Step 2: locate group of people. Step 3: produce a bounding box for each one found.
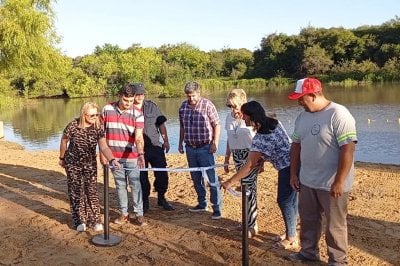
[59,83,175,230]
[59,78,357,265]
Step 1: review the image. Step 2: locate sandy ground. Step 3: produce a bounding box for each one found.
[0,139,399,266]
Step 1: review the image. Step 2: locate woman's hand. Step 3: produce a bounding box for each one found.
[224,155,230,173]
[221,179,232,190]
[224,165,229,173]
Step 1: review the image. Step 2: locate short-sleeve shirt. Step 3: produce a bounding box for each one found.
[291,102,357,192]
[178,97,220,146]
[63,118,104,165]
[251,121,291,170]
[225,113,255,150]
[143,100,167,147]
[101,101,144,160]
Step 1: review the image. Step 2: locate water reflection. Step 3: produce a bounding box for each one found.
[1,84,399,165]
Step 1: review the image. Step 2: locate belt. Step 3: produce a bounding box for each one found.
[186,142,210,148]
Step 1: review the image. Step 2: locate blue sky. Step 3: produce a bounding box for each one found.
[53,0,399,57]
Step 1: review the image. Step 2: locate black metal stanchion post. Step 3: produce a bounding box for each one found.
[92,164,122,246]
[241,183,249,266]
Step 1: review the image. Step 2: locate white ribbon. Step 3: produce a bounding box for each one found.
[110,163,241,197]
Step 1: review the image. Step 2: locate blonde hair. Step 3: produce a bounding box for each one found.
[226,88,247,108]
[79,102,100,128]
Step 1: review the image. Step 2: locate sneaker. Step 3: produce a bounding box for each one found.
[76,223,86,232]
[211,212,222,220]
[135,216,147,226]
[93,223,104,232]
[158,197,175,211]
[114,214,129,224]
[286,252,318,262]
[188,205,208,212]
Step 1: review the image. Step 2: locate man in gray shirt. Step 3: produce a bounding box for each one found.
[287,78,357,265]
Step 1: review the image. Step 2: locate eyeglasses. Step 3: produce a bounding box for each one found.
[86,113,100,118]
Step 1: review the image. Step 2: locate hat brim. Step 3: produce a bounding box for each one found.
[288,92,306,100]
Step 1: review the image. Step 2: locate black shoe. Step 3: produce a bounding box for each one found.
[158,197,175,211]
[286,252,318,262]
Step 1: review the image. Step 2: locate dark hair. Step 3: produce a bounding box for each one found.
[119,84,136,97]
[241,101,278,134]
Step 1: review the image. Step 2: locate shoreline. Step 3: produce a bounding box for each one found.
[0,139,399,265]
[1,139,399,167]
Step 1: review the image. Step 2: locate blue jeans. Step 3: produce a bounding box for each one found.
[111,160,143,216]
[185,144,222,214]
[277,166,298,238]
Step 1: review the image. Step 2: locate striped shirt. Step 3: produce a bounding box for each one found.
[179,97,220,146]
[101,101,144,160]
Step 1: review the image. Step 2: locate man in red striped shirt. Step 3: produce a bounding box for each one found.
[101,84,147,226]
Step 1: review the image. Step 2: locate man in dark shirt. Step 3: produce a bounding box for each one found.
[131,82,174,212]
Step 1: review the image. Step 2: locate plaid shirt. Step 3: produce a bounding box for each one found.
[179,97,220,146]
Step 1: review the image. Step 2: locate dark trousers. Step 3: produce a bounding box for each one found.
[140,145,169,199]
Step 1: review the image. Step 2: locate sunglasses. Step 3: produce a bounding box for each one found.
[86,113,100,118]
[226,104,236,109]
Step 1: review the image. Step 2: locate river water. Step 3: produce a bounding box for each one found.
[1,83,399,165]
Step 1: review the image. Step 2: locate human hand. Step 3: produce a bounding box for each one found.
[290,175,300,192]
[209,143,217,154]
[110,160,122,170]
[224,165,229,174]
[178,144,184,154]
[163,141,170,153]
[137,156,145,168]
[100,157,108,165]
[330,180,344,198]
[221,179,232,190]
[224,156,230,173]
[258,164,264,173]
[58,159,65,168]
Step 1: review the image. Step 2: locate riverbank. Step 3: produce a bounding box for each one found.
[0,140,399,265]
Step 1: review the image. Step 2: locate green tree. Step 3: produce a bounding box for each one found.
[302,45,333,75]
[252,33,303,78]
[220,48,253,78]
[0,0,70,97]
[157,43,210,79]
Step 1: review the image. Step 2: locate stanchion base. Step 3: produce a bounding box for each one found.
[92,234,122,246]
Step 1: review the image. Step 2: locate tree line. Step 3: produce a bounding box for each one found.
[1,0,399,101]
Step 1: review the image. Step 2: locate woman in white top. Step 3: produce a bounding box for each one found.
[224,89,259,237]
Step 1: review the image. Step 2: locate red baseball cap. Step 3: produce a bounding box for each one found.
[288,78,322,100]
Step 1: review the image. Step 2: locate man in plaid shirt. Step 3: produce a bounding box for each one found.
[178,81,223,220]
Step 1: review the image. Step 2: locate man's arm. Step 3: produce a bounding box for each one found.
[210,123,220,154]
[135,128,145,167]
[330,142,355,198]
[159,123,170,153]
[178,125,184,154]
[289,142,301,192]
